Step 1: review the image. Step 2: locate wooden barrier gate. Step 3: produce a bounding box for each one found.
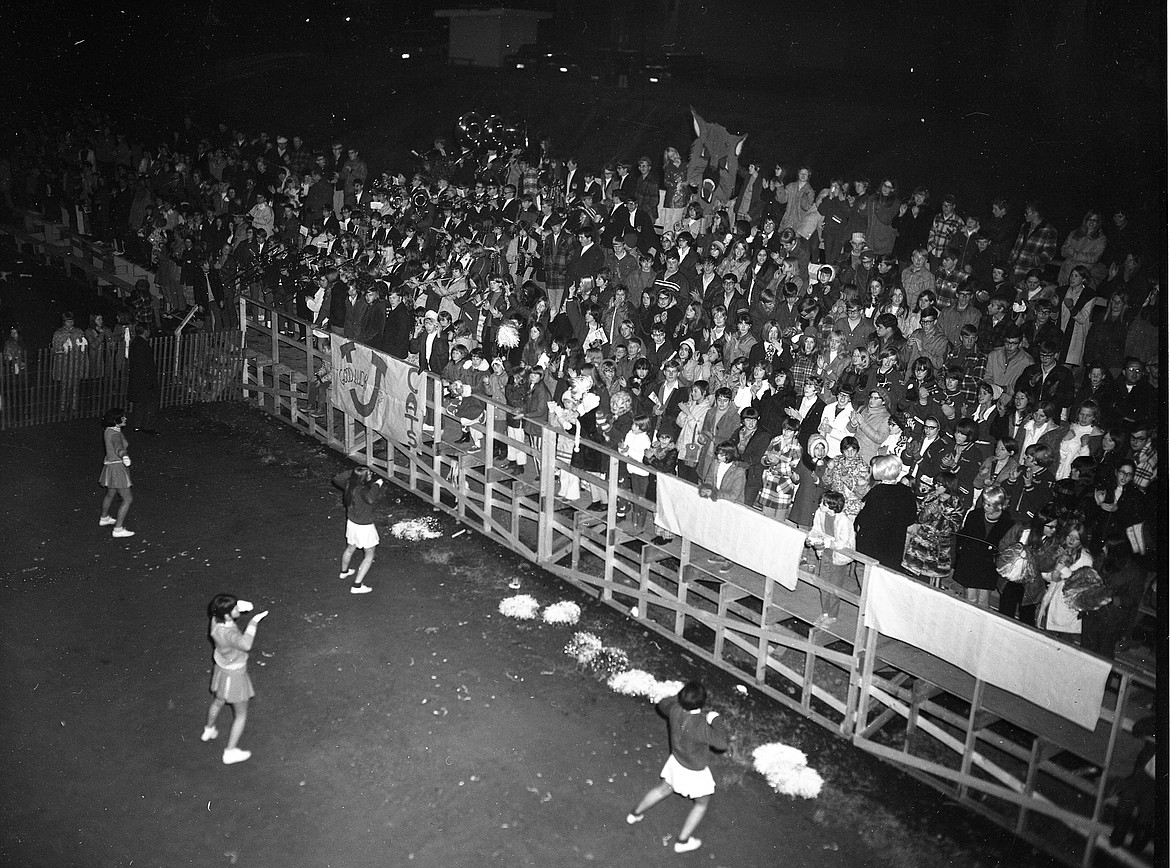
[229,295,1156,868]
[0,331,245,431]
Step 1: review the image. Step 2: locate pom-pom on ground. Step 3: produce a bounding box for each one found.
[752,743,824,799]
[389,517,442,541]
[564,631,603,664]
[541,601,581,625]
[587,647,630,679]
[498,594,540,619]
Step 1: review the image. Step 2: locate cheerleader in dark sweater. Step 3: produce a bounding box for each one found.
[626,681,729,853]
[332,466,386,594]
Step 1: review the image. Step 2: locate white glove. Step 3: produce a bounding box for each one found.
[706,711,719,724]
[121,456,132,467]
[1012,301,1027,313]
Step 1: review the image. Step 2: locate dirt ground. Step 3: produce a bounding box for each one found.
[0,402,1068,868]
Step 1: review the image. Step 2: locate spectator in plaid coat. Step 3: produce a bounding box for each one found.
[541,214,577,315]
[1009,201,1058,283]
[945,325,988,382]
[1127,423,1157,491]
[759,421,803,520]
[926,195,963,263]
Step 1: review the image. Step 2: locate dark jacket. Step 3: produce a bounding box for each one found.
[854,482,918,569]
[1014,363,1076,416]
[410,330,450,374]
[953,508,1015,591]
[378,303,413,359]
[127,336,159,403]
[332,470,385,526]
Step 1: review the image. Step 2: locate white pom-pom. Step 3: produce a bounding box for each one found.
[645,679,684,704]
[605,671,683,704]
[498,594,540,619]
[495,322,520,349]
[390,518,442,541]
[607,669,658,698]
[564,631,603,664]
[752,743,824,799]
[542,601,581,625]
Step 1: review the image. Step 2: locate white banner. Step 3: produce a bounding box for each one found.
[331,341,425,448]
[863,566,1112,731]
[655,475,804,590]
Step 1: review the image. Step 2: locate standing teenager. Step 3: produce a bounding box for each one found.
[332,465,386,594]
[202,594,269,765]
[627,681,728,853]
[98,408,135,538]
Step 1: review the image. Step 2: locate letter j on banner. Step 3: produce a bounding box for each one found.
[332,341,423,447]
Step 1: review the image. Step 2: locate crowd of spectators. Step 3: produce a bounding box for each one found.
[1,107,1159,660]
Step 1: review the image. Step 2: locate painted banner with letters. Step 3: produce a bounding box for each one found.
[331,341,424,448]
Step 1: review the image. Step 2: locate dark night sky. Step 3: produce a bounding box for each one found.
[6,0,1163,89]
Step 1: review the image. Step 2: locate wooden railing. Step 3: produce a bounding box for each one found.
[0,332,245,430]
[236,294,1155,868]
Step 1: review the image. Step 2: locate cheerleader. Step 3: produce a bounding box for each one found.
[202,594,270,765]
[98,408,135,538]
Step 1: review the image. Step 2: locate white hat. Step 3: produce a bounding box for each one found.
[424,310,439,323]
[851,232,867,244]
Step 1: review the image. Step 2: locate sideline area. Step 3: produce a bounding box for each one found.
[1,404,1018,868]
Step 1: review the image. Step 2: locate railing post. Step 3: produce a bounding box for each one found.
[957,679,987,800]
[269,301,279,366]
[852,609,880,744]
[1085,671,1131,867]
[430,374,443,505]
[843,559,874,737]
[483,403,496,532]
[537,429,557,563]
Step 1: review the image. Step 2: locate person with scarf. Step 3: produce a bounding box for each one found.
[823,436,871,518]
[1055,401,1104,479]
[1055,266,1104,370]
[1037,520,1094,636]
[902,470,966,584]
[847,386,892,465]
[789,433,830,529]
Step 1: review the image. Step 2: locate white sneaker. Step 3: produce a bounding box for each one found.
[673,837,701,853]
[626,812,643,825]
[99,516,117,526]
[112,527,136,538]
[200,726,218,742]
[339,568,356,579]
[350,584,373,594]
[222,748,251,765]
